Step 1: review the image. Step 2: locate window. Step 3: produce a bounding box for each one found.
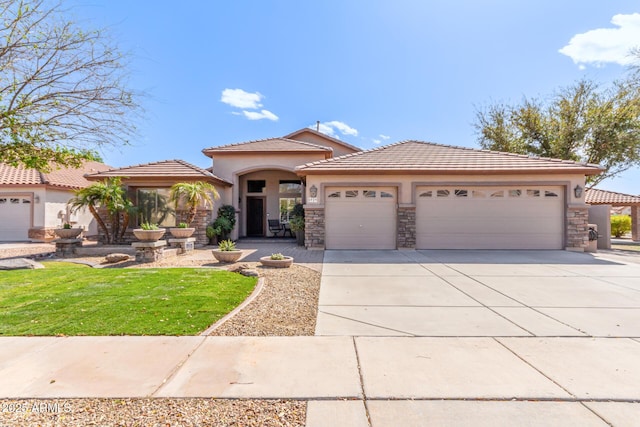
[419,191,433,198]
[363,190,376,198]
[527,189,540,197]
[279,197,301,222]
[437,189,450,198]
[10,198,19,204]
[490,190,504,198]
[346,190,358,198]
[0,198,6,204]
[472,190,486,198]
[509,189,522,197]
[328,191,341,198]
[136,188,175,227]
[247,180,266,193]
[279,180,302,194]
[454,189,468,197]
[380,191,394,198]
[22,199,30,204]
[545,191,558,197]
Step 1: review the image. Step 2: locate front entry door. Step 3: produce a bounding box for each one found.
[246,197,265,236]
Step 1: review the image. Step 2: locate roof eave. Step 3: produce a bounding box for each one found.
[297,167,604,176]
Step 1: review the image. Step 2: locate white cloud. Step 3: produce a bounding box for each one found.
[559,13,640,67]
[372,139,381,145]
[313,121,359,138]
[221,88,263,109]
[242,109,279,121]
[379,134,390,140]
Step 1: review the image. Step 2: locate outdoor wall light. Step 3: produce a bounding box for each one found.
[309,185,318,198]
[574,185,583,198]
[34,195,40,203]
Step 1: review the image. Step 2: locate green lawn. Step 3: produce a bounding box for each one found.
[0,262,257,336]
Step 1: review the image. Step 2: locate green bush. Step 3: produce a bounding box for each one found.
[611,215,632,238]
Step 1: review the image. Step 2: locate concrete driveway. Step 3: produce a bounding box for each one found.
[317,249,640,337]
[307,249,640,426]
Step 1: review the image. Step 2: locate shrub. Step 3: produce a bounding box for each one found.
[177,222,189,228]
[140,222,159,230]
[611,215,632,238]
[270,253,285,260]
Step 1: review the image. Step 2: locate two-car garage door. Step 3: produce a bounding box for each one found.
[0,195,32,241]
[415,186,564,249]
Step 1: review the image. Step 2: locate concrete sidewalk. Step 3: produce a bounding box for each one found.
[1,335,640,425]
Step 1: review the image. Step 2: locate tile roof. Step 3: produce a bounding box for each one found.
[586,188,640,205]
[282,127,362,152]
[85,159,231,185]
[0,161,110,189]
[296,140,604,175]
[202,137,333,156]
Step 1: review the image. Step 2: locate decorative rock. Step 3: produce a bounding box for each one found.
[240,269,259,277]
[105,253,131,263]
[228,264,250,273]
[0,258,45,270]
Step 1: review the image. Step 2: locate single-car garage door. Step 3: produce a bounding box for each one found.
[416,186,564,249]
[325,187,397,249]
[0,195,32,241]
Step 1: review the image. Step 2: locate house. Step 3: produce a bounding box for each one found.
[586,188,640,243]
[0,161,111,242]
[84,128,603,251]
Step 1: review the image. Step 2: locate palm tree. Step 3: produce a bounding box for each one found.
[69,177,133,244]
[169,181,219,225]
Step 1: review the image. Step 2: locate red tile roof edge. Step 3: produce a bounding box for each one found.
[201,137,333,154]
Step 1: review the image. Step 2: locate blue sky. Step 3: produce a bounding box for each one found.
[69,0,640,194]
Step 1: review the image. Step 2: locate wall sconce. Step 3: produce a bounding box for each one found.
[309,185,318,198]
[34,195,40,203]
[574,185,583,199]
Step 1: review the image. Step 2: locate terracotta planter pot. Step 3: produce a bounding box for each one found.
[169,227,195,238]
[212,249,243,263]
[54,228,83,239]
[133,228,166,242]
[259,256,294,268]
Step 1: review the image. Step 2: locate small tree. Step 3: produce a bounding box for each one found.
[213,204,236,240]
[169,181,219,225]
[69,177,133,244]
[0,0,142,171]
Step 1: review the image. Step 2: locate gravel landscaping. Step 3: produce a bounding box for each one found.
[0,398,306,426]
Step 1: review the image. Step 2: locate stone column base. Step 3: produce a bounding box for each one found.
[167,237,196,254]
[54,239,83,257]
[132,241,167,263]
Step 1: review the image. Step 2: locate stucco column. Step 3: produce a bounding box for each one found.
[632,206,640,242]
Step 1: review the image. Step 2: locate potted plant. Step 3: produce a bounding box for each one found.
[212,239,243,263]
[206,223,221,245]
[133,222,166,242]
[213,205,236,241]
[54,223,83,239]
[259,252,294,268]
[290,203,305,246]
[169,222,195,238]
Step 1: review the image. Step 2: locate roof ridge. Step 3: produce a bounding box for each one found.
[296,140,413,169]
[283,127,362,151]
[202,136,331,152]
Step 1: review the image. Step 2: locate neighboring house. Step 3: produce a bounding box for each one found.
[586,188,640,242]
[85,128,603,251]
[0,161,111,242]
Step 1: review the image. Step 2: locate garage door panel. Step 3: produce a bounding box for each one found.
[325,187,396,250]
[0,195,32,241]
[416,186,564,250]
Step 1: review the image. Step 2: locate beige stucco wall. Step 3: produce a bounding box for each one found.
[302,173,588,206]
[45,189,100,235]
[210,152,327,182]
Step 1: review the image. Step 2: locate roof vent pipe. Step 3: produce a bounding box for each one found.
[316,120,320,132]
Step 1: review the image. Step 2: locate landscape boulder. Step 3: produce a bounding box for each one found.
[105,253,131,263]
[0,258,45,270]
